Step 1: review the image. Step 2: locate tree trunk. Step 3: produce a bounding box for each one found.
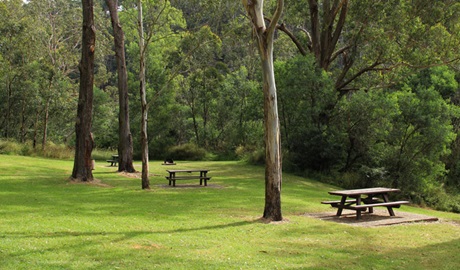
[20,99,26,143]
[71,0,95,182]
[105,0,136,173]
[243,0,284,221]
[33,109,39,149]
[42,98,50,151]
[138,0,150,189]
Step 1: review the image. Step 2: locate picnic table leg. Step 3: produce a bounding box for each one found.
[336,196,347,216]
[366,195,374,214]
[382,193,396,216]
[356,196,362,220]
[200,171,206,186]
[169,172,174,186]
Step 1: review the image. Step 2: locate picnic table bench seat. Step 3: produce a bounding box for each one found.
[165,176,211,186]
[350,200,409,210]
[106,159,118,166]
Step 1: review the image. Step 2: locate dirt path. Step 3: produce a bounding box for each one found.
[305,209,440,227]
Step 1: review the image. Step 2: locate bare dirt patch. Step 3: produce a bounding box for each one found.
[118,171,161,178]
[68,178,113,188]
[156,183,225,189]
[305,209,440,227]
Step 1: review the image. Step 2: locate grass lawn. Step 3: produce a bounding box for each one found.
[1,155,459,269]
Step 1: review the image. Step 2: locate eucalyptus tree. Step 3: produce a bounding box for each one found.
[120,0,185,188]
[0,0,38,140]
[25,0,81,150]
[242,0,284,221]
[105,0,136,173]
[279,0,460,92]
[72,0,96,182]
[175,26,224,148]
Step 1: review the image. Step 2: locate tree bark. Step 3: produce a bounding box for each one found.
[105,0,136,173]
[71,0,95,182]
[243,0,284,221]
[138,0,150,189]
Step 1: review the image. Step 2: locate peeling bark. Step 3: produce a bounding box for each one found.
[243,0,284,221]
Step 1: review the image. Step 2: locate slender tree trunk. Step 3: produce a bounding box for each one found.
[33,109,39,149]
[71,0,96,181]
[42,98,50,151]
[5,76,13,138]
[20,99,26,143]
[243,0,284,221]
[105,0,136,173]
[138,0,150,189]
[191,106,200,146]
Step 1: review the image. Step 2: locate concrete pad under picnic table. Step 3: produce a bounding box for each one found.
[305,209,439,227]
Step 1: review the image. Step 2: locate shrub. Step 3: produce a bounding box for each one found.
[166,143,207,161]
[0,140,23,155]
[235,145,265,165]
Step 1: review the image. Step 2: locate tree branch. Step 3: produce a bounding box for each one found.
[267,0,284,36]
[330,45,351,63]
[336,60,382,91]
[277,23,308,56]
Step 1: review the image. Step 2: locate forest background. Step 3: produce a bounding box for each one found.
[1,0,460,212]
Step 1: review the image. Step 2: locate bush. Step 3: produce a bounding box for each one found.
[235,145,265,165]
[0,139,74,159]
[165,143,207,161]
[420,185,460,213]
[0,139,23,155]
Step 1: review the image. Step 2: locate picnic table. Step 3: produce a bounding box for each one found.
[166,169,211,187]
[322,187,409,219]
[106,154,118,166]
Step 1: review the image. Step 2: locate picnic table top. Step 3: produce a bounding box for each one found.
[328,187,400,196]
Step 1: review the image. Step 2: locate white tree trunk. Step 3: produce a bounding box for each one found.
[243,0,284,221]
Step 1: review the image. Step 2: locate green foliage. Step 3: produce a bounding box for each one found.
[0,139,74,159]
[92,86,118,149]
[0,139,23,155]
[421,184,460,213]
[235,144,265,165]
[165,143,207,160]
[275,55,338,171]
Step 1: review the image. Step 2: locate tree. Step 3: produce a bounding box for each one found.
[71,0,96,181]
[105,0,136,173]
[242,0,284,221]
[279,0,460,92]
[26,0,82,151]
[176,26,224,148]
[137,0,150,189]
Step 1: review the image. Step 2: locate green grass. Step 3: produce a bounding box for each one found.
[1,155,459,269]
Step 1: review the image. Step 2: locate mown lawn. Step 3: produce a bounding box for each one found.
[0,155,459,269]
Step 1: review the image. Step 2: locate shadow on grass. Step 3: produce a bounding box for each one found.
[4,219,258,240]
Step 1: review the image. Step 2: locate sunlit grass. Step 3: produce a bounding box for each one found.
[1,155,459,269]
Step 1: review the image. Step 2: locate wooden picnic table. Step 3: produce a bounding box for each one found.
[106,154,118,166]
[322,187,409,219]
[166,169,211,187]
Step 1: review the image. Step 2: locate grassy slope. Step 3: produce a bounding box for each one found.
[0,155,459,269]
